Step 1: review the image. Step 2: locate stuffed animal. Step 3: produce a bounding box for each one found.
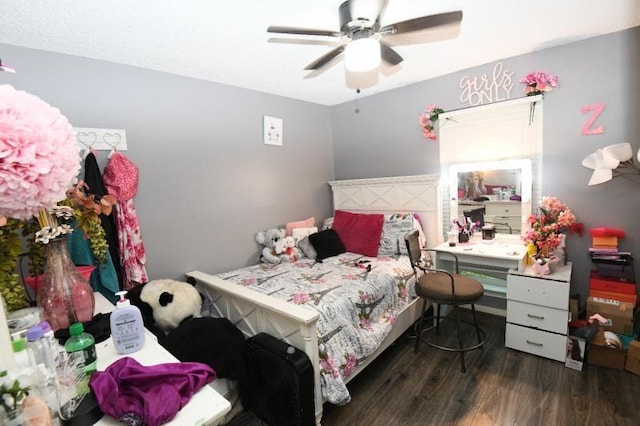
[282,235,301,261]
[126,278,203,338]
[255,228,287,263]
[125,279,249,387]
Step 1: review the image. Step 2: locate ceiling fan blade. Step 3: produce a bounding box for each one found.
[267,25,343,38]
[380,41,403,66]
[380,10,463,35]
[304,45,346,70]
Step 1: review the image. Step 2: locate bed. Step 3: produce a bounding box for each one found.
[186,174,442,425]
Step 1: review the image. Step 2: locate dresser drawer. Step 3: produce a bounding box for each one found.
[485,203,519,217]
[507,274,569,309]
[506,300,569,334]
[484,215,521,232]
[505,323,567,362]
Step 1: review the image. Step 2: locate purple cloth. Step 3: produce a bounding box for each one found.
[89,357,216,426]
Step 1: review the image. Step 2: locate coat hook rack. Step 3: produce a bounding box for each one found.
[74,127,127,151]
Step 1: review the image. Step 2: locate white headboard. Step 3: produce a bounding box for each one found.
[328,174,443,249]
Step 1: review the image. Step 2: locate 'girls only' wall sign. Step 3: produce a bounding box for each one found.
[459,62,515,107]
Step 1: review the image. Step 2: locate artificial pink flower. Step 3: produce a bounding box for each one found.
[523,196,581,253]
[0,85,80,220]
[418,103,444,140]
[519,71,559,95]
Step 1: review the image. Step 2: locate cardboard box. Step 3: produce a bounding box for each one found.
[589,289,637,306]
[625,340,640,375]
[589,271,636,294]
[587,297,638,335]
[587,329,626,370]
[587,297,635,319]
[604,313,636,335]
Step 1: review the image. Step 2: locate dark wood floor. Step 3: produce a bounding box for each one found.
[227,312,640,426]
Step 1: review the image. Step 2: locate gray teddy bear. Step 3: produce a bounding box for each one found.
[255,228,290,264]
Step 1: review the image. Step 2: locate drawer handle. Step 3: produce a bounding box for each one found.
[526,340,543,347]
[527,314,545,320]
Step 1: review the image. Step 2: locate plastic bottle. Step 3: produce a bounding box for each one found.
[26,325,56,377]
[12,337,35,371]
[26,325,58,413]
[38,320,62,370]
[110,290,145,354]
[65,324,96,389]
[59,323,97,421]
[12,337,36,388]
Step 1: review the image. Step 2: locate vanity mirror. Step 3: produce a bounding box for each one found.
[448,159,532,236]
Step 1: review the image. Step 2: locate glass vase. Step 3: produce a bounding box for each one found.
[36,237,95,331]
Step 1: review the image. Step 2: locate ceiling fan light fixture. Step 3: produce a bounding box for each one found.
[344,38,380,72]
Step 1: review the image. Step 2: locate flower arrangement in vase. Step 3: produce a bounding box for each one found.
[523,196,583,272]
[0,85,115,325]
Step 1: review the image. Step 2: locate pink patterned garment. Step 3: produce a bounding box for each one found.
[116,200,148,289]
[103,152,148,290]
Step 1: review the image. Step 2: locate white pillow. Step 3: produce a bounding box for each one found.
[292,227,318,240]
[378,213,415,256]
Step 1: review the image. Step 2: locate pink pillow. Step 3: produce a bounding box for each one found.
[331,210,384,257]
[285,216,315,236]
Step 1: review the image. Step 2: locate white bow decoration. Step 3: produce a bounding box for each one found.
[582,142,640,185]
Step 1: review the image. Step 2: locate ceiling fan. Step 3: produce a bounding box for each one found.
[267,0,463,72]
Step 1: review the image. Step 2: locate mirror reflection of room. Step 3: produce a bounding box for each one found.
[449,159,532,237]
[459,169,522,202]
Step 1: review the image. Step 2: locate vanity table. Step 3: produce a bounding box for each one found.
[432,234,528,315]
[92,293,232,425]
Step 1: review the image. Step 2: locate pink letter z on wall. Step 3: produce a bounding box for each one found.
[581,103,605,135]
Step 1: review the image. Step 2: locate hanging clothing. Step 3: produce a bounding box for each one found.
[103,152,148,290]
[67,222,119,304]
[84,152,125,289]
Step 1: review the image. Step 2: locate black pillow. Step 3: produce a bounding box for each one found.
[308,228,345,260]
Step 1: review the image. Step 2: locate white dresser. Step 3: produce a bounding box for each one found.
[505,263,572,361]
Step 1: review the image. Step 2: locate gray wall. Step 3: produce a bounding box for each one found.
[2,27,638,305]
[0,44,335,280]
[332,27,640,304]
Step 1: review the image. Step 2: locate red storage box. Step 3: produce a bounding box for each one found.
[590,271,636,294]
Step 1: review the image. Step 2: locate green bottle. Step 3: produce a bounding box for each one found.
[64,322,97,395]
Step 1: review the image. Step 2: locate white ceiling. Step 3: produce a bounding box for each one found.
[1,0,639,106]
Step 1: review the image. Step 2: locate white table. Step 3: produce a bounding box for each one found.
[432,234,528,315]
[92,293,232,426]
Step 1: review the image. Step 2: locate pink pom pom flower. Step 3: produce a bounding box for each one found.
[0,85,80,220]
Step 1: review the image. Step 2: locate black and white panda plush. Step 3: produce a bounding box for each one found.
[125,279,248,386]
[125,278,203,339]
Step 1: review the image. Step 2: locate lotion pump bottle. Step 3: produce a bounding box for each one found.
[110,290,145,354]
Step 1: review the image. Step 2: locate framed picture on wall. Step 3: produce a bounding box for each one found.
[263,116,283,146]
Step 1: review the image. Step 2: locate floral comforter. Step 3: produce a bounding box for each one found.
[215,252,416,405]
